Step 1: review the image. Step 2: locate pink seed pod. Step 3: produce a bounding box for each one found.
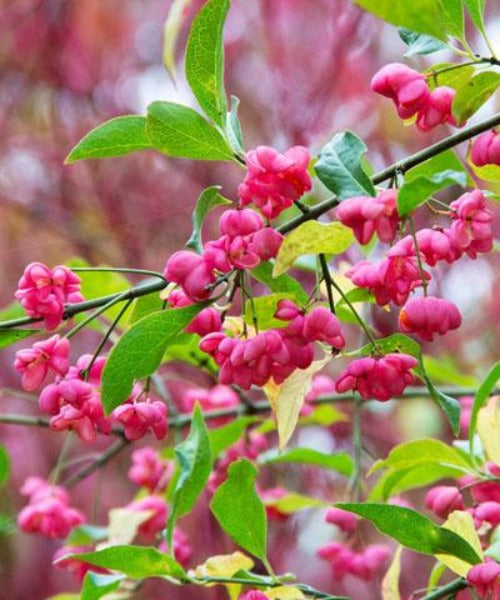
[219,208,264,238]
[448,189,494,259]
[467,560,500,599]
[471,130,500,167]
[128,447,173,493]
[14,334,70,391]
[164,250,216,301]
[325,507,357,533]
[399,296,462,341]
[416,86,457,131]
[112,399,168,441]
[424,485,464,518]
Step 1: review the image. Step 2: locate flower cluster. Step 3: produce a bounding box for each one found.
[471,130,500,167]
[335,353,418,401]
[15,262,84,330]
[128,447,174,493]
[318,508,391,581]
[238,146,312,219]
[200,300,344,389]
[371,63,458,131]
[165,208,283,301]
[14,334,70,391]
[18,477,85,539]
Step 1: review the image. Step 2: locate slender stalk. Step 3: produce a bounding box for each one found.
[319,254,336,314]
[71,267,166,281]
[65,293,128,339]
[50,433,74,485]
[350,394,363,501]
[425,59,487,80]
[420,578,467,600]
[329,278,377,347]
[408,217,429,296]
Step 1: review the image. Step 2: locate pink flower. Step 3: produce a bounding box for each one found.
[416,86,457,131]
[185,307,222,337]
[238,145,312,219]
[239,592,269,600]
[449,189,494,258]
[112,399,168,441]
[15,262,84,330]
[474,501,500,527]
[159,528,192,567]
[128,447,173,493]
[219,208,264,237]
[317,541,356,580]
[424,485,464,518]
[127,496,168,540]
[471,130,500,167]
[325,507,357,533]
[164,251,216,301]
[336,189,399,245]
[335,353,417,401]
[399,296,462,341]
[18,477,85,539]
[470,464,500,504]
[14,335,70,391]
[303,306,345,349]
[250,227,284,261]
[371,63,430,119]
[392,228,461,267]
[350,544,392,581]
[467,560,500,599]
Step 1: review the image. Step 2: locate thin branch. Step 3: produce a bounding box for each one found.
[419,578,467,600]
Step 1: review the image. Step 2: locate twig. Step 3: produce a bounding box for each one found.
[419,578,467,600]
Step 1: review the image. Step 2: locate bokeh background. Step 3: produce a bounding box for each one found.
[0,1,498,598]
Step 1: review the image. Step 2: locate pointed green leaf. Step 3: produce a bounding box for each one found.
[186,186,232,253]
[469,361,500,452]
[185,0,229,127]
[244,293,299,330]
[315,131,375,199]
[162,0,192,81]
[167,405,212,546]
[146,102,234,161]
[273,221,353,277]
[226,95,244,153]
[259,448,353,476]
[101,304,206,413]
[81,572,124,600]
[453,71,500,123]
[0,445,10,487]
[462,0,487,38]
[425,62,475,92]
[0,329,38,349]
[337,503,481,565]
[65,116,151,163]
[211,459,267,561]
[59,546,185,580]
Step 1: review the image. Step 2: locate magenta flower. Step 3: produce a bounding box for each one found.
[325,507,357,533]
[371,63,430,119]
[416,86,457,131]
[14,334,70,391]
[399,296,462,341]
[467,560,500,599]
[471,130,500,167]
[128,447,173,493]
[112,399,168,441]
[449,189,494,258]
[127,495,168,540]
[424,485,464,519]
[15,262,84,330]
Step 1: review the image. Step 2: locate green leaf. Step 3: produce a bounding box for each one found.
[81,573,124,600]
[437,0,464,39]
[453,71,500,123]
[398,170,467,217]
[462,0,487,38]
[162,0,191,81]
[0,302,25,322]
[65,524,108,547]
[469,361,500,452]
[422,355,478,388]
[244,293,299,331]
[162,332,218,373]
[370,438,473,475]
[167,405,212,546]
[101,304,205,413]
[185,0,229,127]
[0,445,10,486]
[146,102,234,161]
[59,546,185,580]
[226,95,244,153]
[425,62,475,92]
[337,503,482,565]
[353,0,450,41]
[427,561,447,593]
[263,492,326,514]
[436,510,483,576]
[65,116,151,164]
[211,459,267,561]
[397,150,468,217]
[273,222,353,277]
[315,131,376,199]
[209,417,257,458]
[0,329,38,349]
[399,28,447,57]
[129,293,165,325]
[259,448,353,476]
[250,261,309,304]
[186,186,232,253]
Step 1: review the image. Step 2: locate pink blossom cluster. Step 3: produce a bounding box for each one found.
[238,146,312,219]
[471,130,500,167]
[424,485,464,518]
[128,447,174,493]
[180,384,240,424]
[14,334,70,391]
[208,430,268,493]
[199,300,344,390]
[370,63,458,131]
[335,353,418,401]
[336,189,399,245]
[35,352,168,443]
[165,208,283,301]
[467,560,500,599]
[318,542,391,581]
[18,477,85,539]
[15,262,84,330]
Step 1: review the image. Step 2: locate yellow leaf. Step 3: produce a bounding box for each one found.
[193,551,254,579]
[273,221,353,277]
[477,397,500,463]
[107,508,153,545]
[382,546,402,600]
[162,0,193,81]
[263,377,281,413]
[265,586,306,599]
[276,356,331,449]
[436,510,483,576]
